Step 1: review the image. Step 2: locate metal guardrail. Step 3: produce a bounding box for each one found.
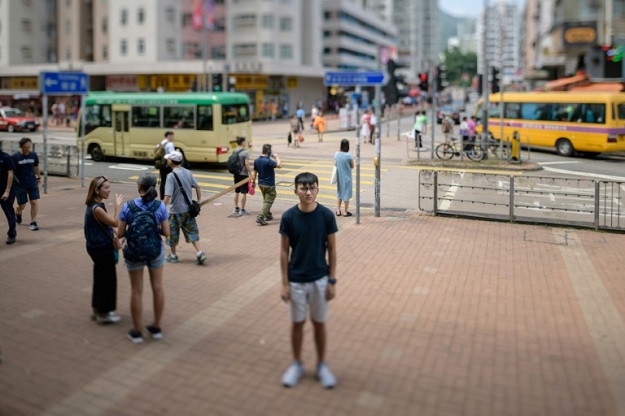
[418,170,625,231]
[0,141,79,177]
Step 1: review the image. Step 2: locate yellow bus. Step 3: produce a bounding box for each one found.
[78,92,251,163]
[474,92,625,156]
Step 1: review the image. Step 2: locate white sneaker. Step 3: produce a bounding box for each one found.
[418,147,428,151]
[282,361,304,388]
[316,363,336,389]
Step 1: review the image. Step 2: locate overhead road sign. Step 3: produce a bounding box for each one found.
[39,71,89,95]
[324,71,387,87]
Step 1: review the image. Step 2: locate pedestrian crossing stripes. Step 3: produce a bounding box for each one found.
[127,158,379,203]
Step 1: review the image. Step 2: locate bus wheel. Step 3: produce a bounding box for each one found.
[7,125,15,133]
[89,144,104,161]
[556,139,574,157]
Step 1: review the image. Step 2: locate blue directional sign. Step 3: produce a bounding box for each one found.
[39,71,89,94]
[324,71,387,87]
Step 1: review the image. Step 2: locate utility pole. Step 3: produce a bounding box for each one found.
[374,49,382,217]
[201,3,208,91]
[481,0,490,158]
[499,19,505,157]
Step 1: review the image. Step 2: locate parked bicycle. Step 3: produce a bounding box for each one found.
[436,137,484,161]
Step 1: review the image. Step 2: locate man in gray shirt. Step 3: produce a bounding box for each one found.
[163,150,207,265]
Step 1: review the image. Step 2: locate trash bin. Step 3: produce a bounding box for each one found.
[511,130,520,162]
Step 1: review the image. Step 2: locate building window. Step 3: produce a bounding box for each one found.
[182,13,193,27]
[166,38,176,53]
[279,17,292,31]
[65,20,71,35]
[261,15,273,29]
[120,39,127,55]
[214,17,225,31]
[261,43,274,57]
[165,7,175,23]
[102,17,108,33]
[102,44,108,59]
[211,45,225,59]
[233,43,257,58]
[21,19,31,32]
[280,44,292,59]
[233,14,257,30]
[137,8,145,24]
[65,47,71,60]
[138,38,145,55]
[21,46,32,59]
[121,9,128,25]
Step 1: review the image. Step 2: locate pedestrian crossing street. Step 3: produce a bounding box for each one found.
[128,158,386,204]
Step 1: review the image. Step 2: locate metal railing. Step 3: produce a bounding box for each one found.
[418,170,625,231]
[0,141,79,177]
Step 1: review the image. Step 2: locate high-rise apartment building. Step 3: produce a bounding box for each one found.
[392,0,439,82]
[477,0,522,86]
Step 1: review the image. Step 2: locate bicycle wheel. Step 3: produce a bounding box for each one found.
[467,145,484,161]
[436,143,454,160]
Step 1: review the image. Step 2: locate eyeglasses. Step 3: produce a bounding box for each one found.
[95,176,108,189]
[297,185,318,193]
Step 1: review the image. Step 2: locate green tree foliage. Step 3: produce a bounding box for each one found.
[442,46,477,87]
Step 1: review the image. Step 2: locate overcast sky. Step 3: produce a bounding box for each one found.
[439,0,526,18]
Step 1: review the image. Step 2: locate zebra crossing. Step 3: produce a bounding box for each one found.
[128,158,385,204]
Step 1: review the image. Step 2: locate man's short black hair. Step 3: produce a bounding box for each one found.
[236,136,246,146]
[19,137,32,148]
[164,131,173,137]
[262,144,271,154]
[294,172,318,188]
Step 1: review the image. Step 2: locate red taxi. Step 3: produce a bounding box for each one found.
[0,107,40,132]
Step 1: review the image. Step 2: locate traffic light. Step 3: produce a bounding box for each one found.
[383,59,402,105]
[491,66,500,93]
[212,74,223,91]
[436,65,448,92]
[227,76,236,92]
[419,72,429,92]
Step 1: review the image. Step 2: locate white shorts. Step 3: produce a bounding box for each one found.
[289,277,329,323]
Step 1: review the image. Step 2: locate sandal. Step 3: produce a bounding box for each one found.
[345,212,353,217]
[335,212,342,216]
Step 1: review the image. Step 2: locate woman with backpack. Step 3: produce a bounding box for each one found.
[118,174,170,344]
[84,176,124,325]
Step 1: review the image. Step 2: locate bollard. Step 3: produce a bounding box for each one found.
[510,130,521,163]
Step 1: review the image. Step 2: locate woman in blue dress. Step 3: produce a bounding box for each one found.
[334,139,354,216]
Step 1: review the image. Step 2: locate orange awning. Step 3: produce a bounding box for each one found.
[569,82,624,92]
[541,73,589,91]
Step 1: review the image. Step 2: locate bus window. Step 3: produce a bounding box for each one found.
[197,105,213,130]
[164,106,195,129]
[222,104,250,125]
[616,104,625,120]
[85,104,112,134]
[132,106,161,128]
[504,102,521,119]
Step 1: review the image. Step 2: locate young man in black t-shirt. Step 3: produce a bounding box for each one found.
[0,149,16,244]
[279,172,338,389]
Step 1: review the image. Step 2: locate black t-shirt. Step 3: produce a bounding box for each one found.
[253,156,278,187]
[279,203,338,283]
[0,151,15,193]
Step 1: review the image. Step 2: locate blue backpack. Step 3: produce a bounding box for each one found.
[123,200,162,262]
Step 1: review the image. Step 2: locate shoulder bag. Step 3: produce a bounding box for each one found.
[93,205,121,264]
[172,172,201,218]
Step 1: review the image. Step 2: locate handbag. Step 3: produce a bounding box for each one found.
[172,172,201,218]
[93,205,121,264]
[330,165,338,185]
[298,133,304,143]
[248,180,256,196]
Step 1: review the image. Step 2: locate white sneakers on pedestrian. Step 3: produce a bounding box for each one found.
[282,361,304,388]
[281,361,336,389]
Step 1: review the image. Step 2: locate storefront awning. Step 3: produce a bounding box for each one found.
[569,82,624,92]
[540,73,589,91]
